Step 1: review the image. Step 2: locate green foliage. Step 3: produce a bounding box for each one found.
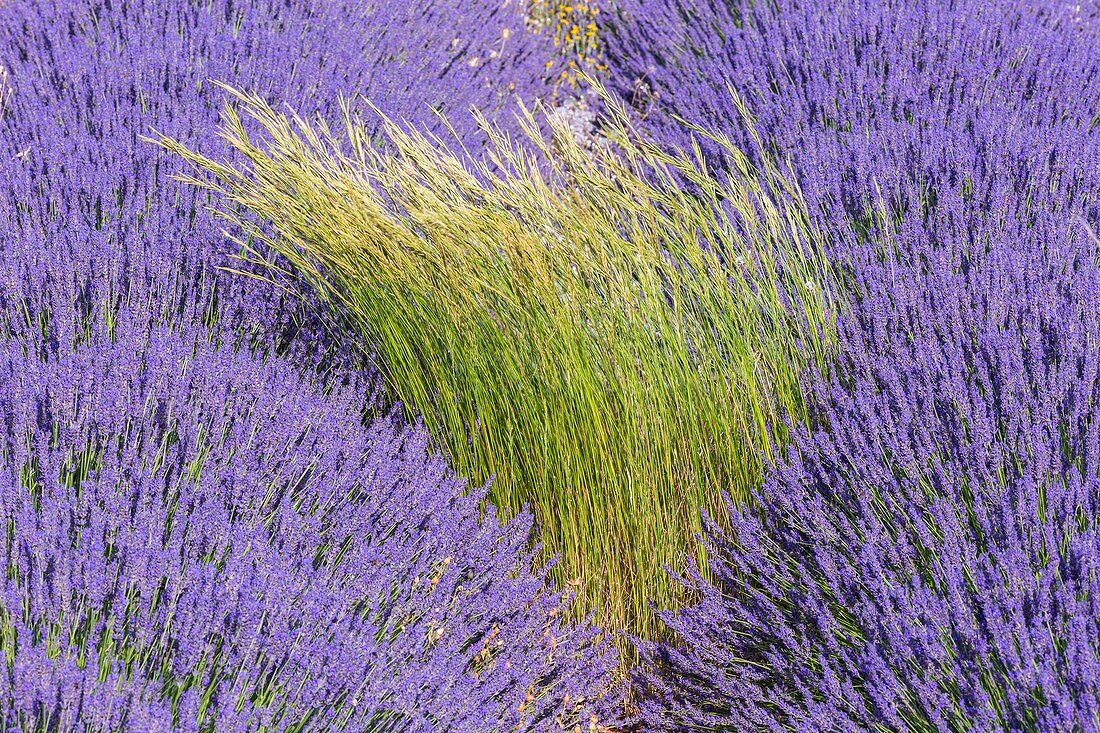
[156,83,836,658]
[528,0,605,87]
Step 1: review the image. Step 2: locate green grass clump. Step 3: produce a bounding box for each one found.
[156,84,835,656]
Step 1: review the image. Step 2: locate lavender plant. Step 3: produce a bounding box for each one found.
[0,311,620,731]
[0,0,553,358]
[638,200,1100,733]
[618,0,1100,729]
[603,0,1100,241]
[0,0,621,728]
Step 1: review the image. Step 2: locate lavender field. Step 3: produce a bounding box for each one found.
[1,0,1099,731]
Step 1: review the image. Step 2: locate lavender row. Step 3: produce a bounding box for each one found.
[605,0,1100,250]
[0,0,619,729]
[605,0,1100,729]
[0,313,617,730]
[0,0,551,360]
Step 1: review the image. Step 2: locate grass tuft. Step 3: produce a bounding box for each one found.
[155,82,836,658]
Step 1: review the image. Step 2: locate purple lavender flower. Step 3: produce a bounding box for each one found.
[616,1,1100,729]
[0,0,553,361]
[638,206,1100,732]
[604,0,1100,244]
[0,313,619,731]
[0,1,618,728]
